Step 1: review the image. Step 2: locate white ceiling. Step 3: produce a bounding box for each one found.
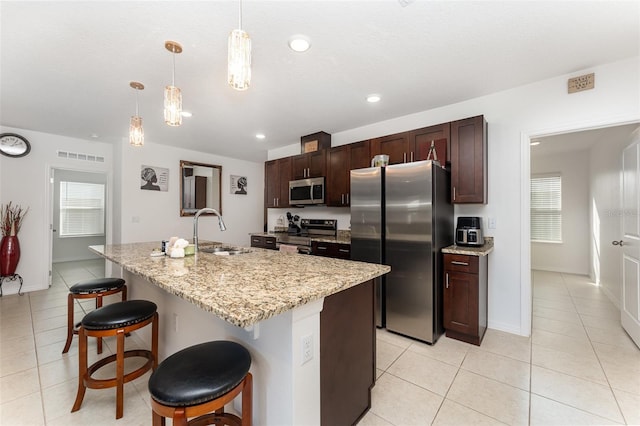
[1,1,638,162]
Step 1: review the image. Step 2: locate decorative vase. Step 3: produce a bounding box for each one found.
[0,235,20,276]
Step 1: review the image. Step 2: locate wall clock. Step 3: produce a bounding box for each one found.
[0,133,31,158]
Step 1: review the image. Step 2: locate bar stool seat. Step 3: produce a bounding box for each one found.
[149,341,252,426]
[72,299,158,419]
[62,277,127,354]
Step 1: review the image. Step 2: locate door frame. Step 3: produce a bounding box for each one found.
[520,114,640,336]
[45,164,112,286]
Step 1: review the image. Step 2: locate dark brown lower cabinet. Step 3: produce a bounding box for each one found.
[443,253,488,345]
[321,280,375,426]
[249,235,277,250]
[311,241,351,259]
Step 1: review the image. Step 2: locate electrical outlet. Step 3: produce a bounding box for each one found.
[488,217,496,229]
[301,334,313,365]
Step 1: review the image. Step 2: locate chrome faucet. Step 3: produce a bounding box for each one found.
[193,208,227,253]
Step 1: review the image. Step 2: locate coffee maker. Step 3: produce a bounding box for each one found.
[455,217,484,246]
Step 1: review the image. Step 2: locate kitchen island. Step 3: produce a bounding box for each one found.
[90,242,390,425]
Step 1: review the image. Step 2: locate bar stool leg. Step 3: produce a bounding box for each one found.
[152,410,166,426]
[152,312,159,369]
[116,329,125,419]
[96,295,104,355]
[174,408,188,426]
[242,372,253,426]
[62,293,75,354]
[71,327,88,412]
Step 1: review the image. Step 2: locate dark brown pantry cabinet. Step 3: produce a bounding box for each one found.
[264,157,291,208]
[450,115,487,204]
[443,253,488,346]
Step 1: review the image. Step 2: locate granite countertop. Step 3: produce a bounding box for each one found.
[442,237,494,256]
[90,242,389,328]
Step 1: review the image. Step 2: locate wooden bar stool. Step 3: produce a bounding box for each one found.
[148,341,252,426]
[71,299,158,419]
[62,277,127,354]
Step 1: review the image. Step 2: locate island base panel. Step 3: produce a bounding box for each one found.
[321,279,375,426]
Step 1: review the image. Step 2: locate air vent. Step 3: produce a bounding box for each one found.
[57,150,105,163]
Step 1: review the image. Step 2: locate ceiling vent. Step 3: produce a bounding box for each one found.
[57,150,105,163]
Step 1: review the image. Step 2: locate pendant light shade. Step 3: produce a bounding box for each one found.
[228,0,251,91]
[129,82,144,147]
[164,41,183,126]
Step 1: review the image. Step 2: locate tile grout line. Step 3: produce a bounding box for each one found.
[561,272,629,425]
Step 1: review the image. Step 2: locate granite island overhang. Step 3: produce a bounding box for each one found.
[90,242,390,425]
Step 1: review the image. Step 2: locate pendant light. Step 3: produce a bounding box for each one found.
[129,81,144,147]
[164,41,183,126]
[228,0,251,91]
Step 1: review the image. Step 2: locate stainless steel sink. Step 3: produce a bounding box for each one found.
[199,246,251,255]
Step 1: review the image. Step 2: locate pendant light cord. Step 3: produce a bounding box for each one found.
[135,88,139,116]
[171,50,176,87]
[238,0,243,30]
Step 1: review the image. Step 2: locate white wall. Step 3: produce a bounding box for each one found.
[117,140,264,247]
[267,56,640,336]
[0,126,113,293]
[589,125,640,307]
[531,149,590,274]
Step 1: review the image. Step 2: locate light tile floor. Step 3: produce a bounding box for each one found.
[1,263,639,425]
[358,270,640,426]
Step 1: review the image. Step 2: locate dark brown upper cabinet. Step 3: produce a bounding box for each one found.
[265,157,291,208]
[326,140,370,207]
[370,123,450,166]
[292,150,326,180]
[450,115,487,204]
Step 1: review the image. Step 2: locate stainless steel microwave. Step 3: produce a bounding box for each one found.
[289,177,325,205]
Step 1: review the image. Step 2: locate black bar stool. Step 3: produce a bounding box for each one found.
[148,340,252,426]
[62,277,127,354]
[71,299,158,419]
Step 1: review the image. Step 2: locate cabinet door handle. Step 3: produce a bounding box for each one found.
[341,194,345,204]
[346,193,349,204]
[446,273,449,289]
[410,151,414,162]
[453,187,456,201]
[339,249,350,253]
[451,261,469,266]
[403,152,407,163]
[318,246,327,250]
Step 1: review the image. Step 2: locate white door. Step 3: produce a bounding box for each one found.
[621,132,640,347]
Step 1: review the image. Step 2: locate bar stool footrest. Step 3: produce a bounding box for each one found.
[85,349,154,389]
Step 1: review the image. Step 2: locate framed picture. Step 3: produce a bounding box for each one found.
[141,165,169,192]
[230,175,247,195]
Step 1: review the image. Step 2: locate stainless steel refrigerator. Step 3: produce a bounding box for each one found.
[350,160,453,343]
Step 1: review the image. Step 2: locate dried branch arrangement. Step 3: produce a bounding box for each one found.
[1,202,29,237]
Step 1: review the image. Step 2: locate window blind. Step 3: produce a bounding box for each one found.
[531,174,562,242]
[59,181,105,237]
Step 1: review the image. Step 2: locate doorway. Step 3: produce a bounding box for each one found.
[49,168,108,281]
[528,123,639,331]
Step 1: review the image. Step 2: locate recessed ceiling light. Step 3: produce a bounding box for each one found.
[366,94,381,103]
[530,141,540,146]
[288,35,311,52]
[256,133,266,140]
[181,111,192,118]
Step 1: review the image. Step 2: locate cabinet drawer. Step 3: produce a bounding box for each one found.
[251,235,277,250]
[444,254,478,273]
